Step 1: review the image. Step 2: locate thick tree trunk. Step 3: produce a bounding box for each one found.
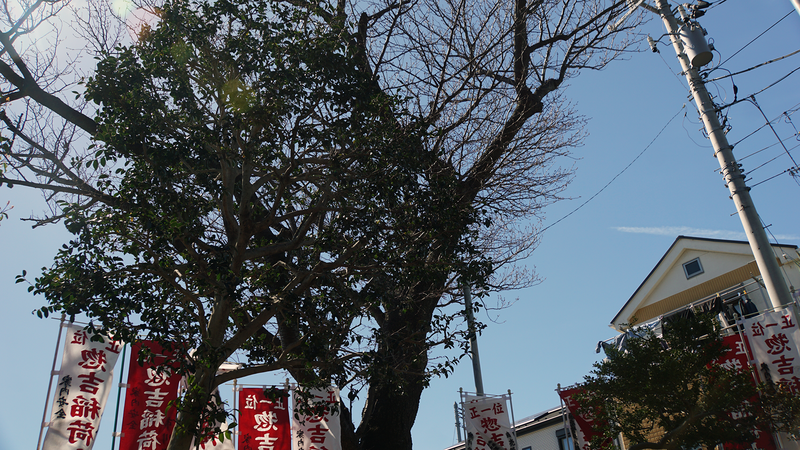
[356,289,439,450]
[358,369,427,450]
[165,367,216,450]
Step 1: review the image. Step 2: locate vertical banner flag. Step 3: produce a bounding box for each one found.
[42,324,124,450]
[238,388,291,450]
[717,334,776,450]
[119,341,182,450]
[743,307,800,392]
[462,394,517,450]
[292,387,342,450]
[558,387,608,450]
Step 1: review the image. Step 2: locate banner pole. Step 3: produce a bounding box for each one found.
[507,390,518,449]
[110,343,128,450]
[36,315,66,450]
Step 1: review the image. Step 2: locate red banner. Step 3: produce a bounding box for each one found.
[119,341,182,450]
[558,387,608,450]
[717,334,776,450]
[238,388,291,450]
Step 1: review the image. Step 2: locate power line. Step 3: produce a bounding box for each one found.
[748,95,800,168]
[745,141,800,175]
[728,101,800,150]
[711,9,794,71]
[706,48,800,83]
[540,105,685,234]
[716,66,800,110]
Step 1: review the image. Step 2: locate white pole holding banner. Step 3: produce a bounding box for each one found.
[36,315,67,450]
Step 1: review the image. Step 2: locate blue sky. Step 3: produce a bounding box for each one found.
[2,1,800,450]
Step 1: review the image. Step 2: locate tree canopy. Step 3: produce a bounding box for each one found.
[0,0,645,448]
[580,314,800,450]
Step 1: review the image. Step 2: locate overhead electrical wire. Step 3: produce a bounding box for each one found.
[715,66,800,111]
[539,105,685,234]
[728,101,800,150]
[706,48,800,83]
[744,141,800,176]
[735,136,799,165]
[710,9,794,72]
[748,95,800,169]
[749,158,800,188]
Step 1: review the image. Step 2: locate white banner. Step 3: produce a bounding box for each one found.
[463,394,517,450]
[292,387,341,450]
[742,307,800,391]
[42,324,123,450]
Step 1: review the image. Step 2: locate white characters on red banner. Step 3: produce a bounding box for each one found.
[239,388,291,450]
[119,341,182,450]
[42,325,123,450]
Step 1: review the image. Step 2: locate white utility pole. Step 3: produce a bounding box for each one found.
[463,284,484,395]
[791,0,800,19]
[653,0,792,309]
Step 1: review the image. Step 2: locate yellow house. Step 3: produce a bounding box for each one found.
[608,235,800,450]
[611,236,800,332]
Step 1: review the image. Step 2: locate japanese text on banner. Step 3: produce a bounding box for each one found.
[743,308,800,392]
[716,334,776,450]
[42,324,123,450]
[558,387,610,450]
[118,341,182,450]
[238,388,291,450]
[292,387,342,450]
[462,394,517,450]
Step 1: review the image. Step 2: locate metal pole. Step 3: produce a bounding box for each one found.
[111,343,128,450]
[37,316,66,450]
[463,284,484,395]
[655,0,793,310]
[454,402,463,442]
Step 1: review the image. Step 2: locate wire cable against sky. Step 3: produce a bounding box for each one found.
[749,162,800,189]
[735,136,798,165]
[540,105,685,234]
[749,95,800,168]
[711,10,794,71]
[729,101,800,150]
[706,48,800,83]
[744,141,800,175]
[716,66,800,110]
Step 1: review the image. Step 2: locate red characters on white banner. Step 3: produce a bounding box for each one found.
[119,341,182,450]
[462,394,517,450]
[238,388,291,450]
[292,387,342,450]
[42,324,123,450]
[743,308,800,392]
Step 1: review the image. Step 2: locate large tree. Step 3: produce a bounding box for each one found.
[580,314,800,450]
[0,0,644,449]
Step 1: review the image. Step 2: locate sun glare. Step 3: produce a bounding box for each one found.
[126,6,160,41]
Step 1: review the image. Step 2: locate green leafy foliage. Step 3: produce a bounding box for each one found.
[24,0,490,446]
[580,314,800,450]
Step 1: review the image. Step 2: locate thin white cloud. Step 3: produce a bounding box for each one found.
[613,226,800,242]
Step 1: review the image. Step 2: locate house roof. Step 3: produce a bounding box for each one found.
[610,235,798,331]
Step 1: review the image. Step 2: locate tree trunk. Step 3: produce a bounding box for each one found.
[166,367,216,450]
[356,289,439,450]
